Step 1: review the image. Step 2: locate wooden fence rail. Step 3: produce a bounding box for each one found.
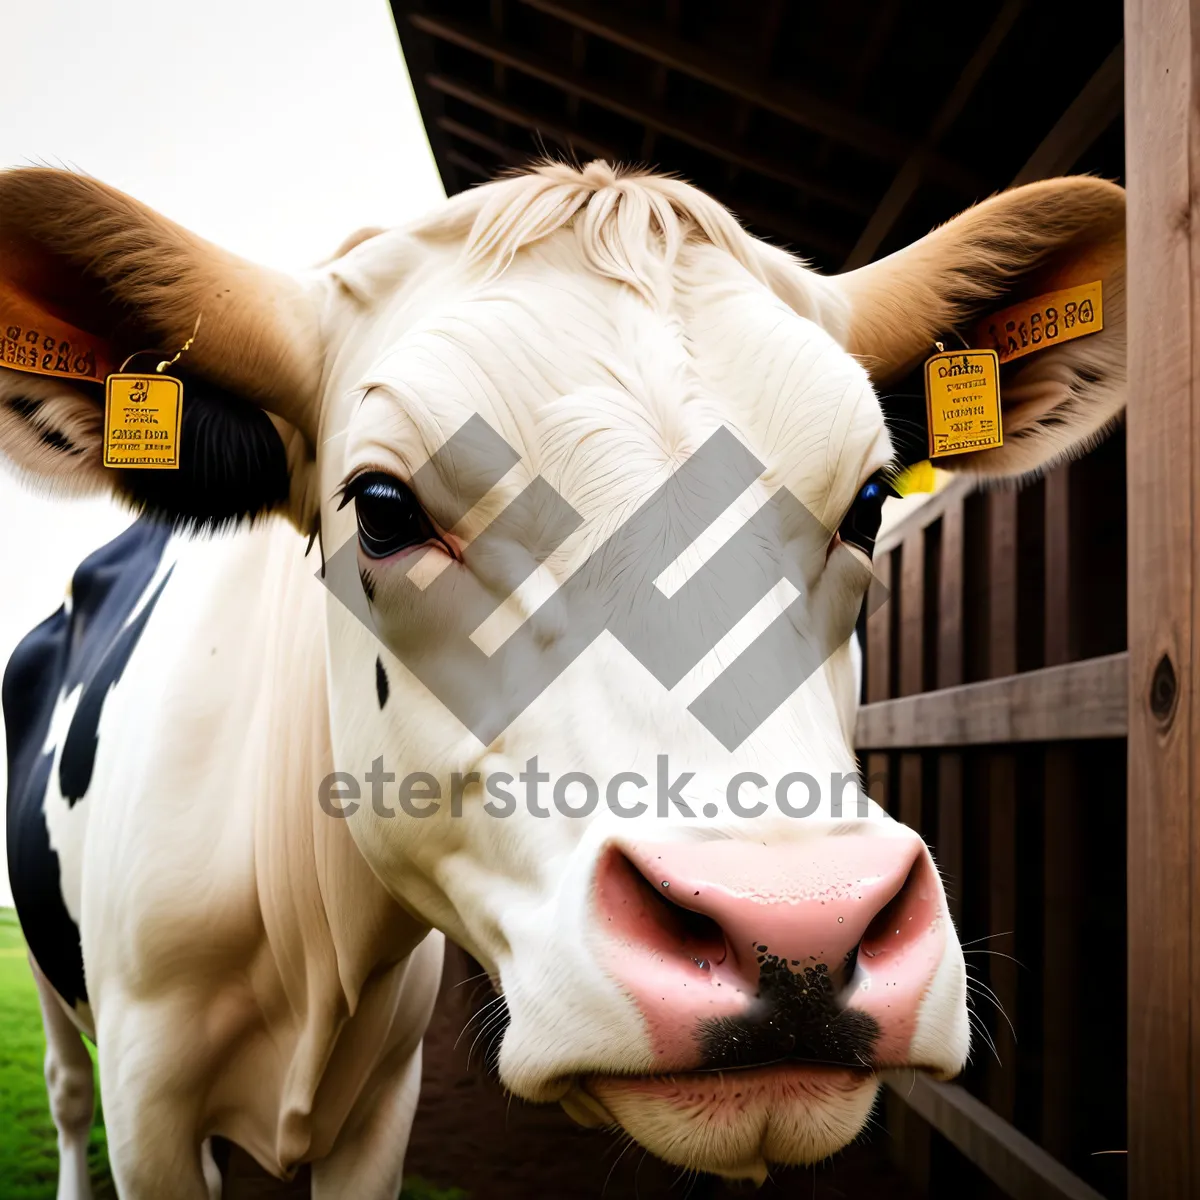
[884,1075,1107,1200]
[856,653,1129,748]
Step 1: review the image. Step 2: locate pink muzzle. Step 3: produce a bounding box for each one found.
[593,833,949,1071]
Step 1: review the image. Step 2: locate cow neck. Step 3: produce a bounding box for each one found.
[249,517,428,1021]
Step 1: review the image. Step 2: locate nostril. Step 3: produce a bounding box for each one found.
[596,848,728,973]
[859,854,932,963]
[837,940,861,994]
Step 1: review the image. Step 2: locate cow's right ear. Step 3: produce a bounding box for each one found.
[832,177,1126,480]
[0,168,325,533]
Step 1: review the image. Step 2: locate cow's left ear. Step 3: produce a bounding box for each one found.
[834,177,1125,479]
[0,168,324,531]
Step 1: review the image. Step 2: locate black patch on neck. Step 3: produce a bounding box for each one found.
[5,519,171,1007]
[375,656,389,709]
[113,373,291,533]
[698,951,880,1072]
[58,568,172,804]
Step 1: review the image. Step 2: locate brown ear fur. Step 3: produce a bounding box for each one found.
[0,167,322,441]
[837,177,1125,478]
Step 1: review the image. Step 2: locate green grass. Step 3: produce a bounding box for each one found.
[0,909,463,1199]
[0,908,113,1199]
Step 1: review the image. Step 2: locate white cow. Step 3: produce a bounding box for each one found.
[0,161,1124,1197]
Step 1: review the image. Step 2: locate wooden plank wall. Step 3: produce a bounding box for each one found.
[858,431,1129,1199]
[1124,3,1199,1196]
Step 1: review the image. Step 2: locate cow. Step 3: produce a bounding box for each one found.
[1,161,1124,1198]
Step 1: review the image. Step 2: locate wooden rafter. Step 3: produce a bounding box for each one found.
[1013,42,1124,184]
[428,73,620,161]
[409,11,874,213]
[432,95,850,257]
[513,0,985,196]
[842,0,1026,268]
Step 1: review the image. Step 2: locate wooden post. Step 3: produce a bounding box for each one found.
[893,533,933,1190]
[986,490,1020,1124]
[865,549,895,816]
[1041,465,1083,1164]
[867,549,895,705]
[938,497,967,928]
[1124,2,1199,1195]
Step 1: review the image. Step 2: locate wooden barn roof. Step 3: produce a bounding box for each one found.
[391,0,1124,272]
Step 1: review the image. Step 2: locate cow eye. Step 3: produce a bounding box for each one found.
[343,473,440,559]
[836,473,895,557]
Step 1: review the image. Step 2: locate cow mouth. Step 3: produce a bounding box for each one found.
[565,1062,882,1181]
[574,1059,875,1118]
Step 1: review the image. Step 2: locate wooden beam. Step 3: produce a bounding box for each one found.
[855,653,1129,748]
[514,0,984,195]
[435,118,844,258]
[567,27,586,123]
[411,12,873,214]
[843,26,1119,271]
[812,0,902,175]
[639,0,679,163]
[843,157,923,271]
[1012,42,1124,185]
[438,117,532,168]
[1124,2,1200,1195]
[426,74,619,160]
[884,1074,1106,1200]
[489,0,507,94]
[429,76,847,259]
[843,0,1025,268]
[445,148,498,181]
[727,0,785,182]
[390,1,463,194]
[702,197,849,261]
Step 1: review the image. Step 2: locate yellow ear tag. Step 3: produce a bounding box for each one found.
[103,373,182,469]
[0,278,117,382]
[102,317,200,471]
[893,459,938,496]
[924,347,1003,459]
[972,280,1103,366]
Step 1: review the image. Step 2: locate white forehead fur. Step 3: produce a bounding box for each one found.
[330,162,889,541]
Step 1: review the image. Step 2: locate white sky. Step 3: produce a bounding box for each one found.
[0,0,445,905]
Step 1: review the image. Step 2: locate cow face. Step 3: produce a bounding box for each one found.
[0,163,1124,1182]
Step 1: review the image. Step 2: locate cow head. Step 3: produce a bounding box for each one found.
[0,163,1124,1182]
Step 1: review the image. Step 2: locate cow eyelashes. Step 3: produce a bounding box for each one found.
[836,473,896,557]
[340,472,442,560]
